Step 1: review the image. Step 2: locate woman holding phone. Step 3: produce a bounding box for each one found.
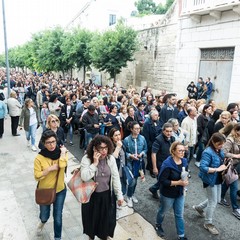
[80,135,124,240]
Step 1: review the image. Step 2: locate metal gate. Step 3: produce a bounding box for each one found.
[199,47,234,107]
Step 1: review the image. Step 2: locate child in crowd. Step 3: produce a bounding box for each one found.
[41,102,50,131]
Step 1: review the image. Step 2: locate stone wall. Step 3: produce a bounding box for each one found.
[103,1,179,95]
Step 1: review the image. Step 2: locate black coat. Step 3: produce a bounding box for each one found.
[59,104,76,132]
[142,118,162,150]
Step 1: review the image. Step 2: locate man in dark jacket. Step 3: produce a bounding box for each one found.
[149,123,175,199]
[81,105,100,149]
[159,94,179,126]
[142,110,162,177]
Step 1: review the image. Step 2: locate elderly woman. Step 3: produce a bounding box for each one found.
[38,114,65,150]
[19,98,39,151]
[155,141,189,240]
[34,130,68,239]
[7,91,22,136]
[80,135,123,240]
[214,111,231,133]
[221,123,240,219]
[193,133,228,235]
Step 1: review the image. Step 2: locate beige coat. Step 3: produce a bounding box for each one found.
[7,97,22,117]
[80,154,123,201]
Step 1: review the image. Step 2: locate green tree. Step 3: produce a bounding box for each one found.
[135,0,157,15]
[90,22,138,82]
[33,27,71,74]
[155,0,174,14]
[0,54,6,67]
[135,0,174,15]
[61,28,93,83]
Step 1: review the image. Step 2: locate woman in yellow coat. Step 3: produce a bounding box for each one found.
[34,130,68,240]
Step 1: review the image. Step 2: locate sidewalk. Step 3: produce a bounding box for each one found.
[0,117,161,240]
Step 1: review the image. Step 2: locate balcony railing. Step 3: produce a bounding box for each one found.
[181,0,240,15]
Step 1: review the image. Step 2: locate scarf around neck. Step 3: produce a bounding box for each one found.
[39,146,61,160]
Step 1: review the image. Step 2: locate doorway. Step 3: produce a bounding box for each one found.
[199,47,234,107]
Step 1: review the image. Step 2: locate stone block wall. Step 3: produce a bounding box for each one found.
[112,2,179,95]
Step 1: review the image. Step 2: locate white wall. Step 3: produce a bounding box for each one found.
[174,9,240,103]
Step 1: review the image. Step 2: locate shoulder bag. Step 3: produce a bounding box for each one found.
[67,168,98,204]
[35,168,60,205]
[222,158,239,186]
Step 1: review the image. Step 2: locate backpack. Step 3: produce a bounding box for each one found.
[0,92,5,101]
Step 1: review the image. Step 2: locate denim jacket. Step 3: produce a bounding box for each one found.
[199,147,224,187]
[123,134,148,162]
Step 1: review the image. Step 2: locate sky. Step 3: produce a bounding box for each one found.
[0,0,91,53]
[0,0,163,54]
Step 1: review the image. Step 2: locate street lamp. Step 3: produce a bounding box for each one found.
[2,0,10,97]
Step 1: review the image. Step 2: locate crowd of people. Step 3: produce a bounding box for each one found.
[1,68,240,240]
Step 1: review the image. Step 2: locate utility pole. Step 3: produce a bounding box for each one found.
[2,0,11,97]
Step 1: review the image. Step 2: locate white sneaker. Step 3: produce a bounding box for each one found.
[132,195,138,204]
[31,145,37,152]
[195,162,200,168]
[127,197,133,208]
[27,140,31,147]
[36,221,45,236]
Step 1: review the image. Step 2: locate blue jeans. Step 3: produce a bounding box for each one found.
[156,194,185,237]
[221,180,239,210]
[84,131,98,149]
[127,177,137,198]
[39,188,66,239]
[64,124,73,143]
[196,184,221,224]
[25,123,37,146]
[196,141,205,162]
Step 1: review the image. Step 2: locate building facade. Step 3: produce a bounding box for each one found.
[114,0,240,107]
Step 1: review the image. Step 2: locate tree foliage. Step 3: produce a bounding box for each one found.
[4,23,138,83]
[61,28,93,72]
[0,54,6,67]
[135,0,174,15]
[90,22,138,81]
[135,0,156,15]
[33,27,71,73]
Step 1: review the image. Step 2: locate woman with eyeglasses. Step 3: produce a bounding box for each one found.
[80,135,123,240]
[38,114,65,150]
[155,141,189,240]
[34,130,68,239]
[19,98,39,151]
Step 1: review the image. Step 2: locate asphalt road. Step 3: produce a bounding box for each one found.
[69,133,240,240]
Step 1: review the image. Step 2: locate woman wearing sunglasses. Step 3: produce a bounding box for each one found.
[38,114,65,150]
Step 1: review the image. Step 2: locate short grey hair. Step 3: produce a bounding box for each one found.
[150,110,159,118]
[168,118,179,126]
